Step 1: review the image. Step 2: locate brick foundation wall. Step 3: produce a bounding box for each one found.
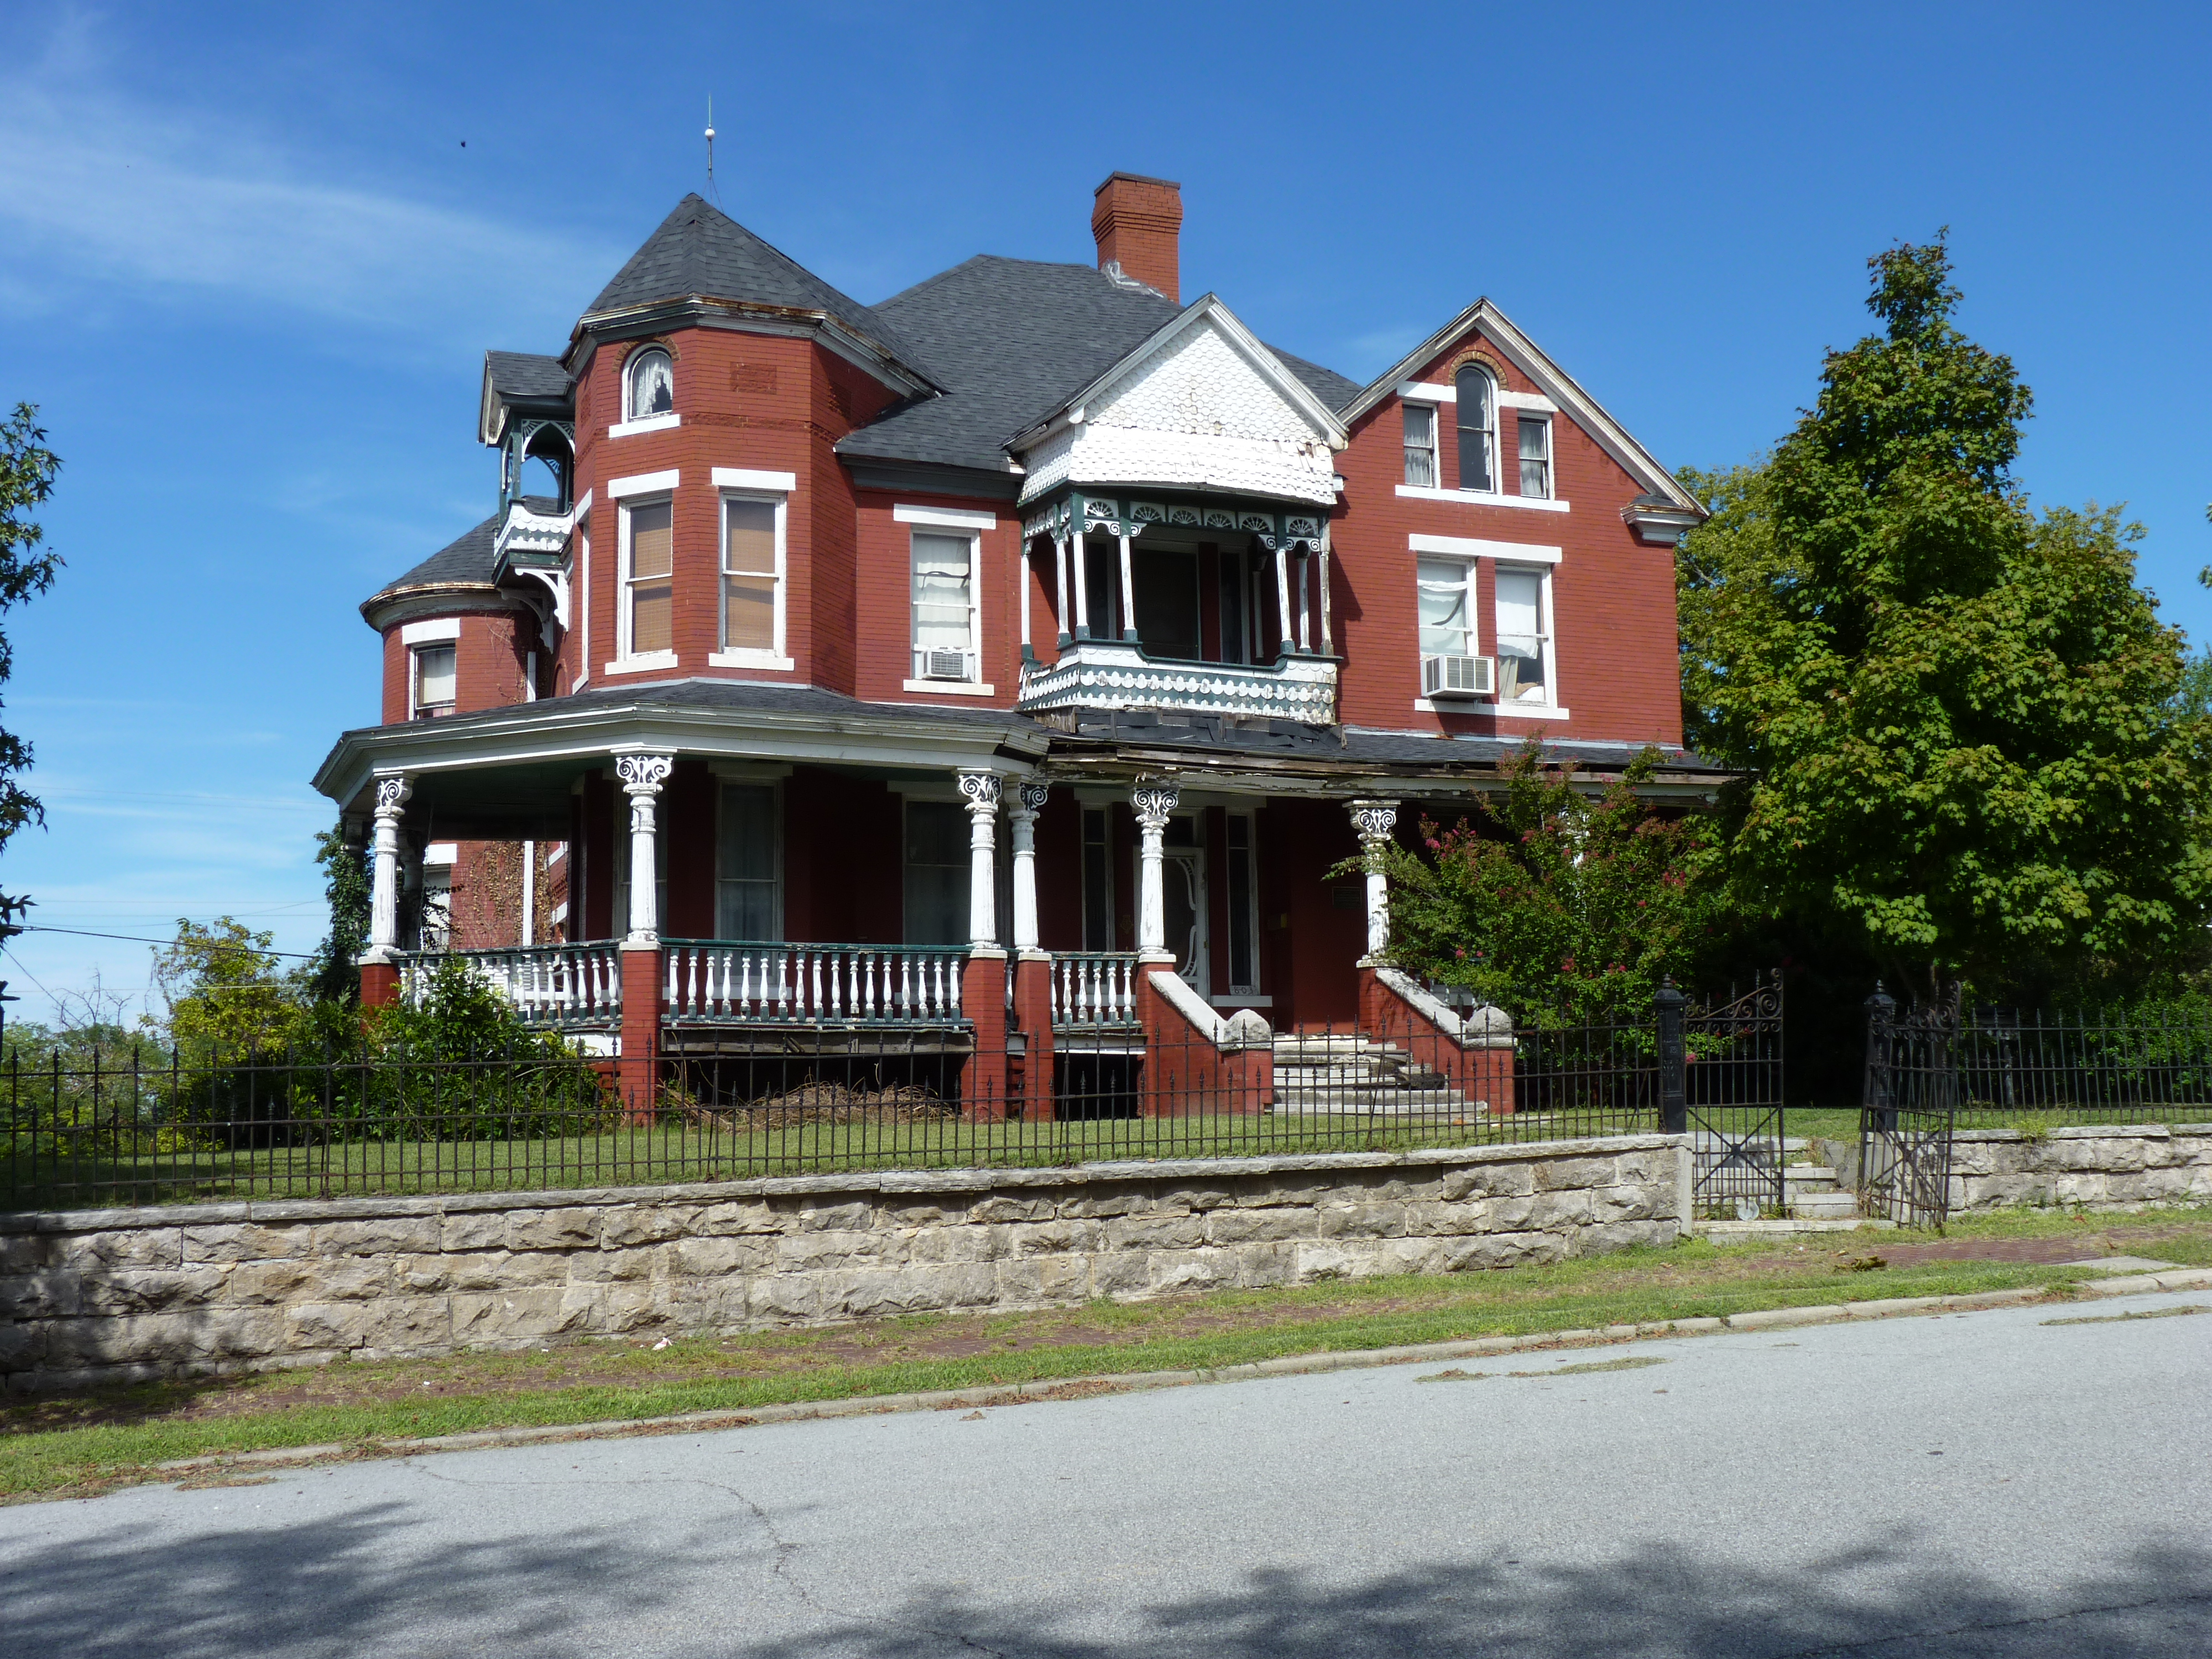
[0,1137,1687,1392]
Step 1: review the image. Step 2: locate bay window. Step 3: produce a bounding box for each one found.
[622,499,674,660]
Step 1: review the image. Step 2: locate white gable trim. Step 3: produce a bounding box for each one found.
[1009,294,1348,453]
[1347,300,1700,513]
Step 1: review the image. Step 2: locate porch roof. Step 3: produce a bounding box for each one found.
[311,679,1051,833]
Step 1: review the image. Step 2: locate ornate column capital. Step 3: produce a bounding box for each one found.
[1132,782,1180,833]
[957,770,1003,813]
[1015,780,1050,817]
[373,774,413,817]
[615,753,674,795]
[1348,799,1399,847]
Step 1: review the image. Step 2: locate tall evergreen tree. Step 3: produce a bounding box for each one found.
[1679,237,2209,1005]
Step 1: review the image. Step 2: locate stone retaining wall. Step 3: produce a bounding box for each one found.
[1949,1124,2212,1212]
[0,1136,1688,1393]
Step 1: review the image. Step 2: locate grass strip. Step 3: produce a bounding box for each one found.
[0,1253,2104,1504]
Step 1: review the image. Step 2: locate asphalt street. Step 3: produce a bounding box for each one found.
[4,1288,2208,1657]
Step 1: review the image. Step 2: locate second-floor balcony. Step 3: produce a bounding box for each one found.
[1016,639,1337,724]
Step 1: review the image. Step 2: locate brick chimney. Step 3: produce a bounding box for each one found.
[1092,173,1183,303]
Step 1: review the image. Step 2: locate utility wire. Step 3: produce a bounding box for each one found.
[17,925,321,961]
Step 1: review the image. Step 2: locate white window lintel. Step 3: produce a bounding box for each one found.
[608,412,682,439]
[1409,534,1563,565]
[713,467,797,492]
[1396,484,1570,513]
[709,650,797,671]
[895,503,998,530]
[601,651,680,676]
[401,618,462,645]
[901,679,998,697]
[608,469,680,499]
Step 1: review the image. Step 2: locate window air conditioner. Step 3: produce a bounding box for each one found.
[1422,654,1494,698]
[922,648,973,681]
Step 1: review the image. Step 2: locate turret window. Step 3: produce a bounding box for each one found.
[720,495,782,657]
[622,498,675,660]
[411,644,456,719]
[624,348,675,421]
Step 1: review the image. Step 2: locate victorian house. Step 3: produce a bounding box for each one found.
[313,173,1718,1110]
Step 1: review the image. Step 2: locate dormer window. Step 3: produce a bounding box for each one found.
[624,348,675,421]
[1454,366,1496,492]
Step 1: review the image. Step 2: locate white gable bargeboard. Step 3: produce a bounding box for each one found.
[1018,314,1338,507]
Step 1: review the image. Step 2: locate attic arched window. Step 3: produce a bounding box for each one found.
[1454,365,1496,493]
[625,347,675,421]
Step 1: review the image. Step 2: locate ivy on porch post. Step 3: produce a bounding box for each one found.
[357,774,411,1008]
[614,752,674,1120]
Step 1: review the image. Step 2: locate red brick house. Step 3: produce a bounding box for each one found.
[312,174,1717,1109]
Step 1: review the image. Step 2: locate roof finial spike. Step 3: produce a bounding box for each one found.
[704,96,719,206]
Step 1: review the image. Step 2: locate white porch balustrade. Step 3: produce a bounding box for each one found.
[396,942,622,1029]
[663,941,968,1025]
[1049,952,1141,1030]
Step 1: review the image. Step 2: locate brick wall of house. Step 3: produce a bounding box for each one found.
[378,607,536,727]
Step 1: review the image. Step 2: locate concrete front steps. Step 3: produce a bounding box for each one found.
[1269,1034,1471,1117]
[1690,1134,1882,1237]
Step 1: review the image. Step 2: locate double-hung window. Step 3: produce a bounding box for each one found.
[1517,415,1552,499]
[411,644,456,719]
[911,531,978,682]
[1494,566,1552,704]
[623,499,674,660]
[904,800,969,944]
[1402,403,1438,487]
[719,494,782,659]
[1417,559,1476,660]
[716,781,780,939]
[1454,366,1497,492]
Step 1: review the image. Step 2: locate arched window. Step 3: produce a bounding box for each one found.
[624,347,675,421]
[1454,365,1496,493]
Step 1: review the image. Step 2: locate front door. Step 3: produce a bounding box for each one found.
[1163,839,1209,992]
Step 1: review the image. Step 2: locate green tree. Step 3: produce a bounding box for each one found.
[1678,236,2210,1006]
[304,822,371,1006]
[0,404,63,932]
[1362,746,1729,1027]
[146,917,302,1060]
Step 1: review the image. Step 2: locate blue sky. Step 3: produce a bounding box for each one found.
[3,1,2208,1026]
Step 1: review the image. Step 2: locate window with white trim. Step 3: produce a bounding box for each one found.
[910,530,978,682]
[1225,811,1260,995]
[1494,565,1552,703]
[1454,366,1497,492]
[624,347,674,421]
[720,494,782,656]
[1416,558,1476,659]
[1517,415,1551,499]
[1402,403,1438,487]
[410,644,456,719]
[622,498,674,659]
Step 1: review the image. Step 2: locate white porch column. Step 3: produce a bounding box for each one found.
[1296,549,1313,653]
[1071,532,1091,639]
[1133,781,1180,959]
[1317,540,1335,657]
[1273,544,1294,658]
[617,753,674,946]
[1349,799,1399,961]
[1009,781,1047,953]
[1117,530,1139,642]
[1019,535,1034,659]
[958,771,1003,948]
[362,775,412,963]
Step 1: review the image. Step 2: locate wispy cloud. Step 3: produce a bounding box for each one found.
[0,31,618,339]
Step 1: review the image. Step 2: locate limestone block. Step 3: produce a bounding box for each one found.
[1528,1189,1595,1229]
[675,1235,773,1277]
[1378,1238,1451,1276]
[603,1284,677,1333]
[0,1233,55,1274]
[2059,1138,2144,1173]
[1946,1143,2002,1176]
[451,1287,597,1344]
[1580,1219,1676,1254]
[504,1209,602,1251]
[294,1295,450,1356]
[61,1229,184,1270]
[1611,1150,1676,1187]
[0,1316,45,1367]
[1057,1192,1142,1219]
[997,1253,1089,1306]
[1232,1243,1299,1289]
[815,1267,960,1319]
[2052,1172,2112,1205]
[1533,1156,1616,1192]
[1399,1201,1484,1239]
[1089,1251,1150,1297]
[1205,1206,1319,1244]
[774,1229,894,1274]
[745,1274,821,1323]
[1472,1194,1538,1231]
[1293,1243,1360,1281]
[1006,1219,1101,1256]
[796,1201,878,1233]
[668,1276,751,1332]
[1104,1213,1205,1251]
[227,1256,388,1307]
[310,1217,441,1256]
[885,1202,958,1228]
[1441,1163,1536,1201]
[46,1307,284,1366]
[181,1223,312,1264]
[1587,1185,1660,1223]
[74,1265,231,1316]
[565,1244,669,1284]
[1181,1187,1238,1212]
[696,1201,782,1236]
[1317,1202,1405,1240]
[966,1196,1056,1224]
[1147,1248,1234,1294]
[598,1206,691,1248]
[0,1270,82,1318]
[903,1224,999,1265]
[439,1212,508,1252]
[1441,1232,1559,1271]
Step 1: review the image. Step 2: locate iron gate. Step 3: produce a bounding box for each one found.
[1860,988,1956,1230]
[1663,973,1787,1219]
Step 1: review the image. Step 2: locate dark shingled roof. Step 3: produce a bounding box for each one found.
[362,499,561,611]
[484,351,572,403]
[585,195,924,372]
[838,256,1363,474]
